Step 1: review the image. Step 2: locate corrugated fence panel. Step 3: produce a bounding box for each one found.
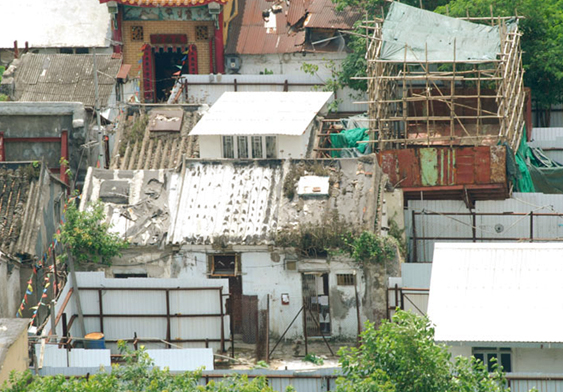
[406,194,563,262]
[510,378,563,392]
[174,74,366,112]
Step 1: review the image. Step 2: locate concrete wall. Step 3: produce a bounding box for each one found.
[0,326,29,385]
[0,260,20,318]
[198,130,311,160]
[105,246,368,340]
[0,102,87,182]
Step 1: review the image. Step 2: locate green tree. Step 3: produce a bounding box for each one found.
[1,343,288,392]
[336,310,510,392]
[56,199,128,265]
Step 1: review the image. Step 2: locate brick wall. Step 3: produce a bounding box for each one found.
[123,20,213,79]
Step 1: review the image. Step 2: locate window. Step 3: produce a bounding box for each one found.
[131,26,144,41]
[252,136,263,158]
[336,273,356,286]
[75,47,89,54]
[221,136,277,158]
[473,348,512,372]
[223,136,234,158]
[237,136,249,158]
[195,25,209,41]
[266,136,276,158]
[114,273,148,278]
[208,254,241,277]
[59,47,73,54]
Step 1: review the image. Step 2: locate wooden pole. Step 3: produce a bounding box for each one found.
[67,250,86,338]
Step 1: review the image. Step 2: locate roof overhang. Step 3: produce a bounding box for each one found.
[190,92,333,137]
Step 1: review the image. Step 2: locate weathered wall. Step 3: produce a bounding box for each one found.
[105,246,370,340]
[0,325,29,385]
[0,260,20,318]
[0,102,87,180]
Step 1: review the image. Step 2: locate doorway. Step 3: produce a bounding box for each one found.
[228,276,243,335]
[302,273,331,336]
[153,48,185,102]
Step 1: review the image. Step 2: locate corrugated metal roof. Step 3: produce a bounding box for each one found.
[189,92,332,136]
[226,0,357,55]
[82,158,379,247]
[13,54,121,107]
[0,0,111,48]
[428,242,563,344]
[529,127,563,147]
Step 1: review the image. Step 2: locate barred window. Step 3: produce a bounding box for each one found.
[336,274,356,286]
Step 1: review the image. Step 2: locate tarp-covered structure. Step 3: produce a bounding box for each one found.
[380,2,516,62]
[366,3,526,153]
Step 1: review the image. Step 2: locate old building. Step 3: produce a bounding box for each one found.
[78,157,395,343]
[99,0,229,103]
[191,91,333,159]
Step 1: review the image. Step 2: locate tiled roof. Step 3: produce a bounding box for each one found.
[99,0,228,6]
[13,54,121,108]
[111,109,201,170]
[0,163,59,257]
[226,0,359,55]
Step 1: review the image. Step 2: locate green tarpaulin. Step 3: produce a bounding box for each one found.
[330,128,369,158]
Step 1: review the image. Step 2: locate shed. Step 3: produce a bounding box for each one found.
[190,92,333,159]
[428,242,563,373]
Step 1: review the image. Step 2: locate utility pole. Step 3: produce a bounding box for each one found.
[93,47,104,168]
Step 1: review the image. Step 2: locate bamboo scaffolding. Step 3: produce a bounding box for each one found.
[360,12,525,151]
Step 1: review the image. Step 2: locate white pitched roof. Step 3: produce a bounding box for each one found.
[0,0,111,48]
[189,92,333,136]
[428,242,563,344]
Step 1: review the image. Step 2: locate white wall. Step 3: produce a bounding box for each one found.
[198,135,222,159]
[446,345,563,373]
[0,260,20,318]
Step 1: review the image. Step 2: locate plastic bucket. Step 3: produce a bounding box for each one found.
[84,332,105,349]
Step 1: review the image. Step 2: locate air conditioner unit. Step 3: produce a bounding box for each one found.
[208,2,221,15]
[106,1,118,14]
[225,55,241,73]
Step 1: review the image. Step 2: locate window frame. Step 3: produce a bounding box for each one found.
[221,136,276,159]
[208,253,241,277]
[472,347,512,373]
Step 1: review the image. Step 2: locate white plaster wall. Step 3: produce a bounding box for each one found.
[448,345,472,360]
[513,347,563,373]
[237,53,346,80]
[278,133,309,159]
[198,135,222,159]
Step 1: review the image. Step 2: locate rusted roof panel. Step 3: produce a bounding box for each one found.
[304,0,360,29]
[379,145,506,188]
[227,0,355,55]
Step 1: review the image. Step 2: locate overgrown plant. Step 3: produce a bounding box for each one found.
[2,344,290,392]
[56,198,128,265]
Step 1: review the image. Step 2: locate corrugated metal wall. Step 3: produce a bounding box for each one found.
[171,74,367,113]
[406,194,563,262]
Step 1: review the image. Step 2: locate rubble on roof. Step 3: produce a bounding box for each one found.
[81,158,381,247]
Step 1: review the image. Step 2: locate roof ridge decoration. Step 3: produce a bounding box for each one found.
[99,0,229,6]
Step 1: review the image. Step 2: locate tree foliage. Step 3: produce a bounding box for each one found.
[56,199,128,265]
[336,310,510,392]
[1,342,289,392]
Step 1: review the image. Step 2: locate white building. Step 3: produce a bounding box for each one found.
[428,242,563,373]
[80,157,389,342]
[190,91,333,159]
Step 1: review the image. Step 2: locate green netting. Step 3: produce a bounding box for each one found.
[514,131,563,194]
[330,128,369,158]
[380,2,516,63]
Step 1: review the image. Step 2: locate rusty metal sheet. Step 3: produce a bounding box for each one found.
[148,110,183,132]
[379,146,506,190]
